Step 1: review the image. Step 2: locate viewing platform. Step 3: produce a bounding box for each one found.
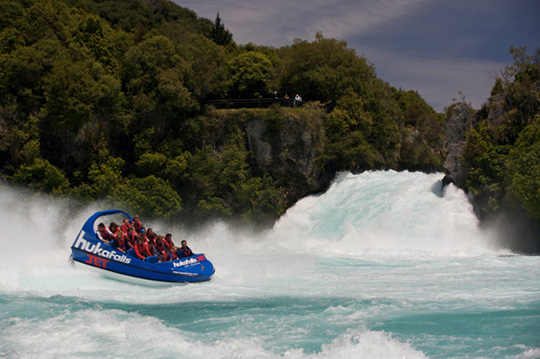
[206,98,304,109]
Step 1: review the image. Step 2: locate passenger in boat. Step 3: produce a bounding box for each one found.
[120,218,131,233]
[132,215,144,233]
[177,240,193,258]
[146,228,156,241]
[154,235,166,255]
[125,226,138,249]
[133,236,147,260]
[163,233,174,249]
[109,222,121,237]
[144,236,155,257]
[171,245,179,260]
[160,247,173,262]
[110,232,126,253]
[96,223,111,244]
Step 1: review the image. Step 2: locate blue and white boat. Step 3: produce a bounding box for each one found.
[70,209,215,283]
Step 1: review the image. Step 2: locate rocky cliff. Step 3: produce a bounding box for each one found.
[442,67,540,253]
[442,103,475,188]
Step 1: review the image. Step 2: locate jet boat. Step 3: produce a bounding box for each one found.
[70,209,215,283]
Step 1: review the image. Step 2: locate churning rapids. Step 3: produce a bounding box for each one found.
[0,171,539,359]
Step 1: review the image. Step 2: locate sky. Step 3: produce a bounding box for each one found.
[173,0,540,112]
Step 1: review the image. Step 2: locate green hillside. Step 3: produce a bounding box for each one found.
[0,0,451,224]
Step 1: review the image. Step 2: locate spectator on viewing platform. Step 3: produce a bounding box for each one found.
[294,94,302,107]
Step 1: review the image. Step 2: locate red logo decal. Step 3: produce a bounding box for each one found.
[197,255,206,261]
[86,254,110,268]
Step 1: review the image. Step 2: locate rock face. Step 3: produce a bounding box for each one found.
[245,117,329,193]
[245,121,273,167]
[443,103,475,187]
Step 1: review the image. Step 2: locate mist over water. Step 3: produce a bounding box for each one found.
[1,171,539,359]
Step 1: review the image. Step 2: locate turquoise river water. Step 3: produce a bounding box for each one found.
[0,171,539,358]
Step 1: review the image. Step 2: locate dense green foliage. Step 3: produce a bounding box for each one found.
[0,0,445,224]
[460,47,540,221]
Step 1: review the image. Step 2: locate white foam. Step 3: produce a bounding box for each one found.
[272,171,501,256]
[0,308,427,359]
[516,347,540,359]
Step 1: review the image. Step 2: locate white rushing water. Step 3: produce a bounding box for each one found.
[0,171,539,359]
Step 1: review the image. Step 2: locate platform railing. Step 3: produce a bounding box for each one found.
[206,98,304,109]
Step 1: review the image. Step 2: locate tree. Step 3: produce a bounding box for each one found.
[278,33,376,105]
[509,119,540,219]
[228,51,273,98]
[123,35,198,137]
[210,12,232,46]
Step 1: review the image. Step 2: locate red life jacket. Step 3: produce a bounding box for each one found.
[163,251,176,262]
[144,241,154,257]
[109,227,121,238]
[181,246,193,257]
[134,242,146,260]
[163,238,173,250]
[97,228,109,241]
[133,219,143,233]
[155,241,166,253]
[121,222,130,233]
[115,234,125,250]
[125,232,138,246]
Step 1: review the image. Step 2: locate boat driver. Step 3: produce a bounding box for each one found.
[177,240,193,258]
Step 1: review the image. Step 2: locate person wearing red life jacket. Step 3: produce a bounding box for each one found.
[161,248,173,262]
[109,222,122,238]
[162,247,178,262]
[154,235,166,253]
[163,233,174,250]
[120,218,131,233]
[124,227,137,249]
[146,228,156,241]
[154,236,167,262]
[170,246,179,261]
[96,223,112,243]
[144,237,155,257]
[177,240,193,258]
[110,232,126,253]
[133,236,147,260]
[132,215,144,233]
